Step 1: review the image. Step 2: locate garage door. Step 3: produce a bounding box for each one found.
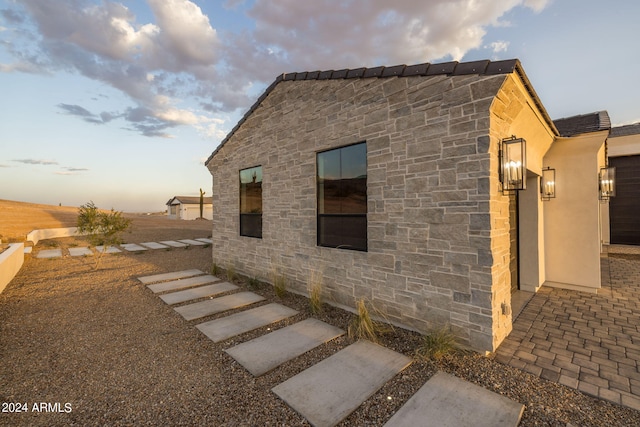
[610,155,640,245]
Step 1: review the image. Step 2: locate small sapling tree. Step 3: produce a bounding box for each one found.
[77,201,131,269]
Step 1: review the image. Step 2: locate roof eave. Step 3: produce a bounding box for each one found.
[204,58,557,166]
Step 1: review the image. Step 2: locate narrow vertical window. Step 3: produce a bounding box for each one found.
[240,166,262,238]
[317,142,367,251]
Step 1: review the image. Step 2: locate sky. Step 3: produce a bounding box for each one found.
[1,0,639,212]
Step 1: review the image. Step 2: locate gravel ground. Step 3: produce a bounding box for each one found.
[1,219,640,426]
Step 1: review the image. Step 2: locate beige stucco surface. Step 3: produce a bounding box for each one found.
[542,132,607,292]
[489,73,555,346]
[0,243,24,294]
[608,133,640,157]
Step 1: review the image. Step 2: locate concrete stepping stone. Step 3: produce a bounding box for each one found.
[120,243,147,252]
[138,269,204,284]
[36,249,62,259]
[195,238,213,244]
[197,303,298,343]
[225,318,344,376]
[24,247,32,254]
[272,340,412,427]
[68,247,93,256]
[175,292,265,321]
[147,275,219,293]
[383,372,524,427]
[140,242,169,249]
[159,240,188,248]
[177,239,207,246]
[95,245,122,254]
[159,282,238,305]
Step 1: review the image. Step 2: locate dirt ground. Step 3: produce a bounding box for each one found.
[0,199,211,244]
[1,200,639,426]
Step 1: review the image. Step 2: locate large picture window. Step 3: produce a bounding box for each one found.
[317,142,367,251]
[240,166,262,238]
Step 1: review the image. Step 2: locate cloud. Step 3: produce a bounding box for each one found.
[58,103,108,124]
[1,8,25,24]
[13,158,58,165]
[490,41,510,54]
[246,0,548,68]
[1,0,552,139]
[54,166,89,175]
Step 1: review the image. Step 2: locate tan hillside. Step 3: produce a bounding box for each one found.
[0,199,211,244]
[0,199,81,241]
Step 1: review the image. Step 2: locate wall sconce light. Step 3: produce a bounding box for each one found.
[540,167,556,201]
[500,136,527,193]
[599,166,616,201]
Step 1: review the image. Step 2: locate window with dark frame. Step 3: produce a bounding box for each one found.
[317,142,367,251]
[239,166,262,238]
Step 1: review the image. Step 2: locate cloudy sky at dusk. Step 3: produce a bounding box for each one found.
[1,0,639,212]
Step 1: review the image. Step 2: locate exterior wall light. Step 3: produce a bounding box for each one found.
[599,166,616,201]
[500,136,527,193]
[540,167,556,201]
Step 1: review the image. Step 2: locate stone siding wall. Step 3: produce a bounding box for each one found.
[207,73,509,351]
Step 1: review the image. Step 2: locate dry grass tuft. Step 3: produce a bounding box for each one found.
[308,270,323,314]
[415,325,458,361]
[271,268,287,298]
[348,299,391,343]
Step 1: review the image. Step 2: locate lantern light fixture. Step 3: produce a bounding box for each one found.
[599,166,616,201]
[499,136,527,193]
[540,167,556,201]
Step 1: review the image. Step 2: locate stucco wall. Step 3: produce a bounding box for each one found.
[167,204,213,220]
[208,73,516,351]
[542,132,606,292]
[489,73,555,347]
[0,243,24,294]
[608,133,640,157]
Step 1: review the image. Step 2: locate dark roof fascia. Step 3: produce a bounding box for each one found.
[205,58,555,166]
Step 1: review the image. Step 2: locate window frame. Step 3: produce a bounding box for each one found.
[239,165,263,239]
[316,141,367,251]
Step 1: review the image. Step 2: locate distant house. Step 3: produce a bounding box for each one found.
[205,58,615,352]
[166,196,213,220]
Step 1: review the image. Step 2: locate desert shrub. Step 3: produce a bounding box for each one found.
[77,201,131,269]
[414,326,457,361]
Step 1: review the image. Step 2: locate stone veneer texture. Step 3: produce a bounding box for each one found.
[207,73,512,351]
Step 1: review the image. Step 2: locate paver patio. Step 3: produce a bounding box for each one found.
[496,249,640,410]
